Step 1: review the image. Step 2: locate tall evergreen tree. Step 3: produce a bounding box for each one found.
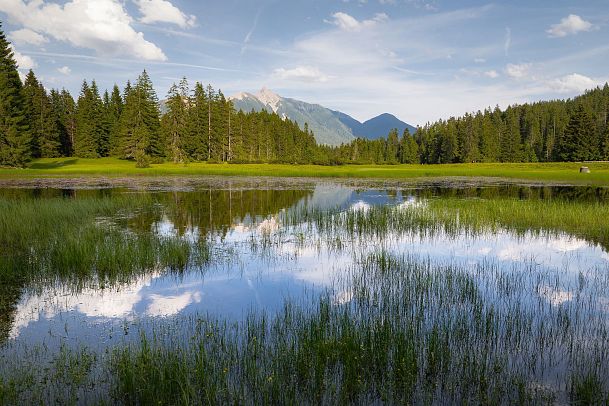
[107,85,123,155]
[386,128,399,163]
[558,103,598,161]
[162,78,189,163]
[0,23,30,167]
[74,81,99,157]
[22,70,61,158]
[185,82,209,160]
[601,124,609,160]
[59,89,76,156]
[116,71,162,160]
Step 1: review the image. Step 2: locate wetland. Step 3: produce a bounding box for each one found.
[0,178,608,404]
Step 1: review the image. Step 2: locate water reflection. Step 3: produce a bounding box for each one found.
[1,182,609,348]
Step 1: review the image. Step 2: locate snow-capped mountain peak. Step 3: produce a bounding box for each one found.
[256,87,282,113]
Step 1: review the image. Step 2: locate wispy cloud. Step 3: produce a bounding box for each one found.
[241,8,263,56]
[504,27,511,56]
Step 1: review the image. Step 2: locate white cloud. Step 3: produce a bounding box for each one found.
[549,73,597,93]
[0,0,166,61]
[505,63,530,79]
[328,12,389,31]
[134,0,196,29]
[146,291,202,317]
[274,66,330,83]
[474,58,486,63]
[57,66,72,75]
[484,70,499,79]
[8,28,48,46]
[547,14,593,38]
[9,45,36,69]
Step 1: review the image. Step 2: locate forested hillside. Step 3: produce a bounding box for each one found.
[1,23,608,168]
[331,86,609,164]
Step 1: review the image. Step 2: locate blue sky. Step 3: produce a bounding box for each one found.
[1,0,608,125]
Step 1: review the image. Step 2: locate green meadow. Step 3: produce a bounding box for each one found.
[1,157,609,185]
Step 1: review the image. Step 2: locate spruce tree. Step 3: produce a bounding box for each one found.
[600,122,609,161]
[162,78,189,163]
[22,70,61,158]
[0,23,30,167]
[185,82,209,160]
[386,128,399,163]
[137,71,162,157]
[74,81,98,157]
[107,85,123,155]
[116,71,162,160]
[558,103,597,161]
[59,89,76,156]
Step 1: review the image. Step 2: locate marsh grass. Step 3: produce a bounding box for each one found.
[6,252,599,404]
[281,195,609,252]
[0,195,210,288]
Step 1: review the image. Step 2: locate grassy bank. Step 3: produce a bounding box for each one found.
[1,158,609,185]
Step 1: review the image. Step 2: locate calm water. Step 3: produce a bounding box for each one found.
[2,181,608,355]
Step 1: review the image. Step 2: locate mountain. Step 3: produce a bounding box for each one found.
[229,88,416,146]
[230,88,355,146]
[333,112,417,140]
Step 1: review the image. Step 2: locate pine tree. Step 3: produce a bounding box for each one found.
[0,23,30,166]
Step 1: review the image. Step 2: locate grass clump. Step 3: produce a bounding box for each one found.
[0,194,210,287]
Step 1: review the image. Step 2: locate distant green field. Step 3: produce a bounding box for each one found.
[1,157,608,185]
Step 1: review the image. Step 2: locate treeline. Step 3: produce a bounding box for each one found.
[0,24,320,167]
[331,85,609,164]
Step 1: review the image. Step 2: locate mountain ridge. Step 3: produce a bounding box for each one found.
[229,89,415,146]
